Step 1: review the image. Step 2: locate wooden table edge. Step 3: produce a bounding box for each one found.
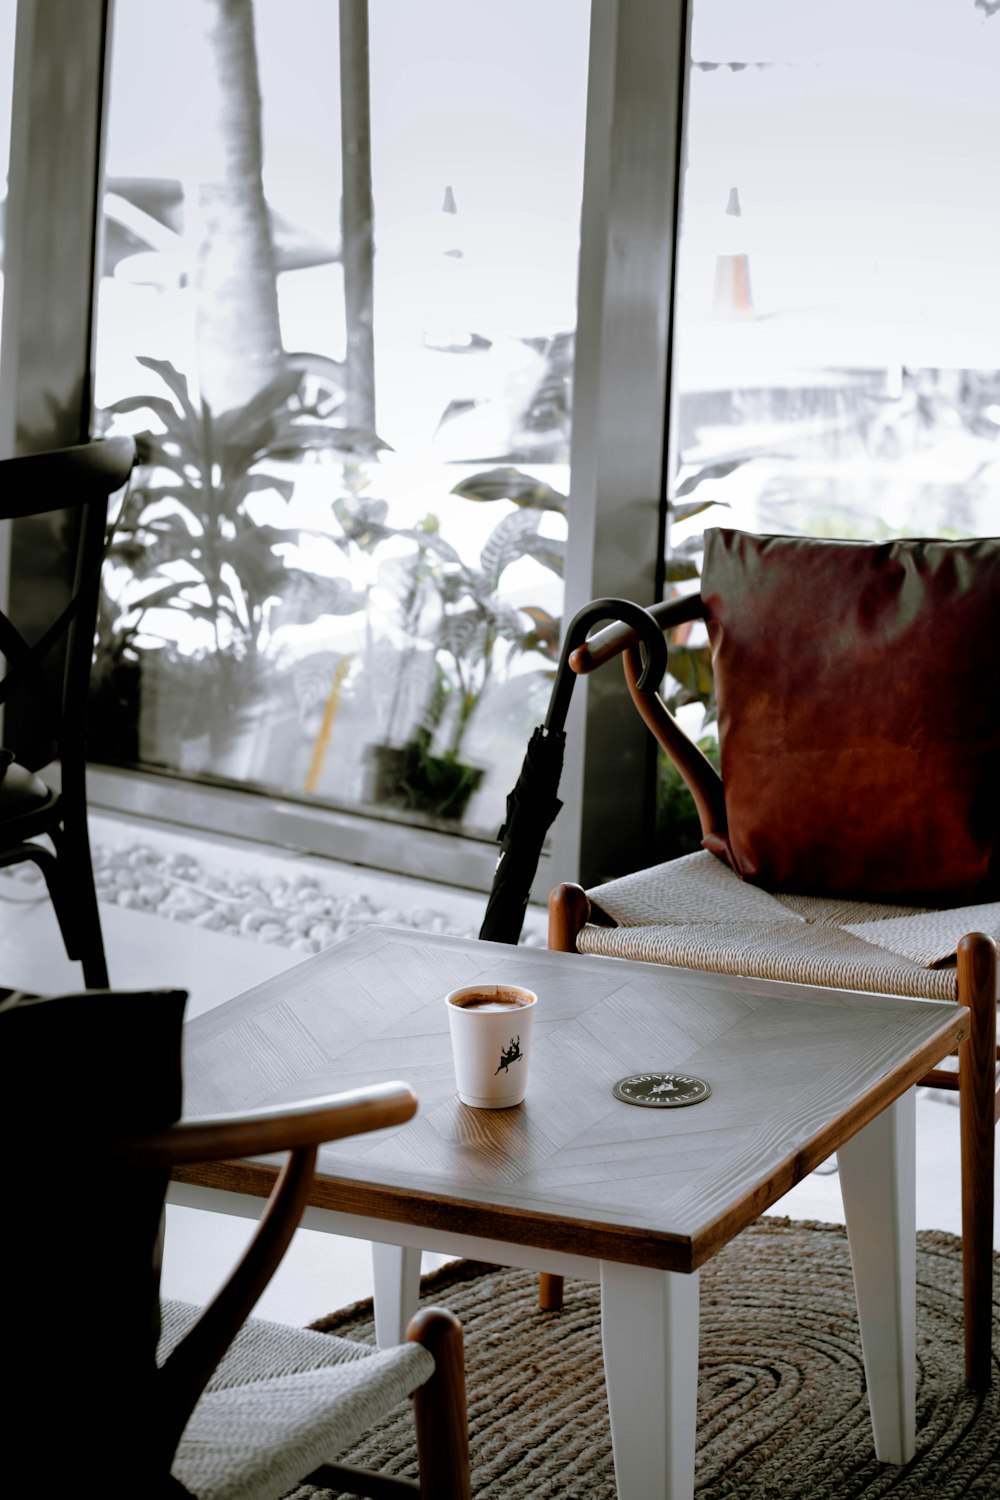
[173,1002,968,1278]
[688,1004,969,1267]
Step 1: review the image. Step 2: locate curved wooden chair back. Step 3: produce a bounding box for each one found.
[0,984,470,1497]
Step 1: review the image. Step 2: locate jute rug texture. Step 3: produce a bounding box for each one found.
[288,1217,998,1499]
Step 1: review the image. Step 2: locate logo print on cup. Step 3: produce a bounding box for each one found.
[495,1036,523,1075]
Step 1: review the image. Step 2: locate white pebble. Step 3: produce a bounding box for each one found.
[193,909,226,931]
[307,922,338,945]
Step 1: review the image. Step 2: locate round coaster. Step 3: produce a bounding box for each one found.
[612,1072,712,1108]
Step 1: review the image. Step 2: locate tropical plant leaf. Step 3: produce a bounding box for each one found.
[104,394,191,435]
[478,508,544,586]
[222,525,305,573]
[131,435,202,479]
[332,495,395,551]
[517,605,562,657]
[669,497,730,524]
[434,397,480,432]
[518,532,565,577]
[673,457,748,498]
[673,531,709,557]
[215,540,289,610]
[100,349,574,741]
[108,578,194,616]
[134,355,201,424]
[227,470,296,509]
[489,598,536,644]
[162,594,217,625]
[273,571,366,619]
[663,556,700,583]
[665,642,715,707]
[450,465,567,512]
[212,367,308,449]
[126,484,206,521]
[395,528,463,567]
[436,610,484,660]
[218,427,282,483]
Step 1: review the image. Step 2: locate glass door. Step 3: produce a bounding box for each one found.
[659,0,1000,858]
[93,0,589,849]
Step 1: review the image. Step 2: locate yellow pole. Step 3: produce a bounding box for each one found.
[304,655,352,793]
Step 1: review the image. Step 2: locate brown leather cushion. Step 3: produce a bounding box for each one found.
[700,527,1000,906]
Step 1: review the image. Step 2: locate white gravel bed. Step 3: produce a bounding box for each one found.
[0,840,549,952]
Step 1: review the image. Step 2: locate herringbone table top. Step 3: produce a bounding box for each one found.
[179,926,966,1271]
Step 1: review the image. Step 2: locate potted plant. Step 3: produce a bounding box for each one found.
[94,355,390,780]
[360,466,566,823]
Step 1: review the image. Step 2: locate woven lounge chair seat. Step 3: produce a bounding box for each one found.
[160,1301,435,1500]
[577,850,998,1002]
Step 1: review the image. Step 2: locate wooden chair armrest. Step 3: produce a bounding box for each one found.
[115,1081,418,1166]
[146,1081,418,1458]
[554,592,723,844]
[568,593,706,675]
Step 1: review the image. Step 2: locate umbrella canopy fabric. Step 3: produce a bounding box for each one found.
[479,598,667,946]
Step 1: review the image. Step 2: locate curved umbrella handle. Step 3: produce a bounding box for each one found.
[544,597,667,735]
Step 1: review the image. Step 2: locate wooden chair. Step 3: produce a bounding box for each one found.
[547,528,999,1388]
[0,985,471,1499]
[0,435,136,987]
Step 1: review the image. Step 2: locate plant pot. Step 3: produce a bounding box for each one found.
[136,649,288,785]
[361,739,484,822]
[87,657,142,764]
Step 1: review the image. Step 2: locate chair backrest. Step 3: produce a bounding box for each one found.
[685,527,1000,905]
[2,436,135,771]
[0,984,188,1490]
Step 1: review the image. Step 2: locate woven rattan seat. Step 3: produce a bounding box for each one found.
[161,1301,436,1500]
[578,850,995,1002]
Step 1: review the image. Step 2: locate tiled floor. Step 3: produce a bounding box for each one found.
[3,809,992,1330]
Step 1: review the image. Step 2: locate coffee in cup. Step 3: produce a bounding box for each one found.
[445,983,537,1108]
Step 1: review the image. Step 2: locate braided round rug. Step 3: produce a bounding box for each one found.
[290,1217,998,1500]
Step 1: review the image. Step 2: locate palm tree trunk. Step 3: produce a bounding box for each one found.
[193,0,285,413]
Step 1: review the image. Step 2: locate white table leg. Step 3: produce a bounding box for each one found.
[372,1241,423,1348]
[601,1260,700,1500]
[837,1088,916,1464]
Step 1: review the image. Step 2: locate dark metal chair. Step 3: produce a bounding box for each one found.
[0,435,136,987]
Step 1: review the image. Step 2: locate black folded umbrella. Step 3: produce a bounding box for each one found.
[478,722,566,945]
[479,598,667,945]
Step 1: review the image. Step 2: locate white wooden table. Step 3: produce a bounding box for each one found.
[170,926,968,1498]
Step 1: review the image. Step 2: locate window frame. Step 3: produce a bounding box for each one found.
[1,0,689,896]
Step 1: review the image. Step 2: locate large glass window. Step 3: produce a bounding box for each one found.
[93,0,588,841]
[659,0,1000,855]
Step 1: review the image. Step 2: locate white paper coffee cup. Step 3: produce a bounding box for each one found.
[445,983,537,1108]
